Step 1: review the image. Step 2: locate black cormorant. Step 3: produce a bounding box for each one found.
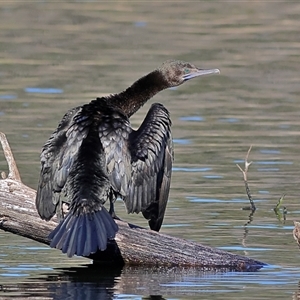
[35,60,220,257]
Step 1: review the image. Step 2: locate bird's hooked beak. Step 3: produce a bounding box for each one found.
[183,68,220,81]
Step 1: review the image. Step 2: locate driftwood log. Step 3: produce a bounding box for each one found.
[0,132,265,271]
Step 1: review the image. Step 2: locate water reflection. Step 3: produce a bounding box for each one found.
[1,264,300,299]
[24,87,64,94]
[0,95,16,100]
[172,167,211,172]
[0,264,264,299]
[218,117,240,123]
[179,116,204,122]
[172,139,191,145]
[0,264,120,299]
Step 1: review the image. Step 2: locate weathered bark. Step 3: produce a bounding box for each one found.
[0,132,265,271]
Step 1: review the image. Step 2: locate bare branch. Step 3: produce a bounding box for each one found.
[0,132,21,182]
[236,145,255,211]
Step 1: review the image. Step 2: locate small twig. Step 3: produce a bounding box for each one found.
[245,210,255,226]
[273,194,286,223]
[242,209,255,248]
[236,145,256,211]
[0,132,22,182]
[274,194,285,211]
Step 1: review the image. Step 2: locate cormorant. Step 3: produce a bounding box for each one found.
[35,60,220,257]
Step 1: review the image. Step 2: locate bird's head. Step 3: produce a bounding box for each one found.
[159,60,220,87]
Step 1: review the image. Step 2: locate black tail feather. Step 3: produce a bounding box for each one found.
[61,215,80,255]
[94,212,108,251]
[49,207,118,257]
[76,215,86,256]
[50,213,75,250]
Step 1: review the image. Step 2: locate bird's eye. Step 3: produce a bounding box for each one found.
[184,68,190,74]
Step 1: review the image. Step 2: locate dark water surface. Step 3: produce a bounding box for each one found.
[0,2,300,299]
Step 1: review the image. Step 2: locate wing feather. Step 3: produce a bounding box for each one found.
[125,103,173,231]
[35,106,91,220]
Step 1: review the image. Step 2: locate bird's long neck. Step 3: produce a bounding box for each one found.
[109,70,169,118]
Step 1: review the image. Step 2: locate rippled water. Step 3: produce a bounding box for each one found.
[0,2,300,299]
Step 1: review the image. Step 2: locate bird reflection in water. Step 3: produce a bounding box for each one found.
[0,264,223,299]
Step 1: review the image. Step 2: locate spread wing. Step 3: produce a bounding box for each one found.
[35,106,91,220]
[125,103,173,231]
